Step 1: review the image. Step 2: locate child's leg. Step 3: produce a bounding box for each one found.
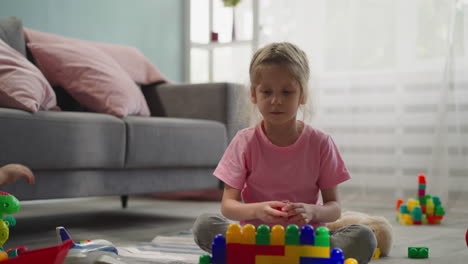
[330,224,377,264]
[192,213,232,253]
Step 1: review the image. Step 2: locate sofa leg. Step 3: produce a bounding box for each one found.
[121,195,128,208]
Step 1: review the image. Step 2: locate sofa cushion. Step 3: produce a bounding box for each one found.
[24,28,168,85]
[0,108,126,169]
[27,42,150,117]
[0,17,26,57]
[0,38,57,112]
[125,117,227,168]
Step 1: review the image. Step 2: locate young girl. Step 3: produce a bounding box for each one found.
[192,42,376,264]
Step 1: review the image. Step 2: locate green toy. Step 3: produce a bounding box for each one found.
[255,225,270,245]
[408,246,429,258]
[0,191,21,260]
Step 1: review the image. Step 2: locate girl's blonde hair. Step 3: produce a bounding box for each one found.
[243,42,313,125]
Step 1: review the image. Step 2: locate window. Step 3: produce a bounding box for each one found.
[188,0,258,83]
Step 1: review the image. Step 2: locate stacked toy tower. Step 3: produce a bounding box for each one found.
[198,223,359,264]
[395,174,445,225]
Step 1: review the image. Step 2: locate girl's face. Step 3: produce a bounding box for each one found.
[251,64,304,126]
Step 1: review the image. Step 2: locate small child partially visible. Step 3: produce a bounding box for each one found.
[0,164,35,185]
[192,42,377,264]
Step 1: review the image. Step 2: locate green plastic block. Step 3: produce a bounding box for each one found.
[285,224,300,245]
[314,226,330,247]
[256,224,270,245]
[399,204,409,214]
[411,206,422,221]
[408,247,429,258]
[435,205,445,216]
[419,196,426,205]
[198,254,211,264]
[432,196,441,206]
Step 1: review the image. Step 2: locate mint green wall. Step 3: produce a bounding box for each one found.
[0,0,186,82]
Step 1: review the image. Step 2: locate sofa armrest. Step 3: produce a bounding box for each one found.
[142,82,246,141]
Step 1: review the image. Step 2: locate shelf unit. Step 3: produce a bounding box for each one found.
[186,0,259,83]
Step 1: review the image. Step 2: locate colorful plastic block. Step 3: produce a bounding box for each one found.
[396,173,445,225]
[300,248,343,264]
[205,224,358,264]
[314,227,330,247]
[285,224,300,245]
[300,225,315,245]
[372,247,381,259]
[256,225,270,245]
[199,254,211,264]
[408,247,428,258]
[270,225,285,245]
[344,258,359,264]
[212,234,226,264]
[242,224,256,244]
[255,255,289,264]
[301,245,330,258]
[226,224,241,244]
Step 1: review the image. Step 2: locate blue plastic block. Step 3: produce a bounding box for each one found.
[212,234,226,264]
[300,225,315,245]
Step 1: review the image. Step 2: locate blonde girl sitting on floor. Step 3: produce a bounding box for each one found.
[192,42,377,264]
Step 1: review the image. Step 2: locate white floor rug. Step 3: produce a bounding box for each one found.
[117,231,205,264]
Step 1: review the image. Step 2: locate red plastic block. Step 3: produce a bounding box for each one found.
[227,244,254,264]
[427,215,437,224]
[418,174,426,184]
[255,245,284,255]
[226,244,284,264]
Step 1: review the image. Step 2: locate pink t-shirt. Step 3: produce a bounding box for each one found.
[214,121,351,228]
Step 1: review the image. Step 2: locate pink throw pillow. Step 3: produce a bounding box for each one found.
[0,38,57,112]
[24,28,169,85]
[27,42,150,117]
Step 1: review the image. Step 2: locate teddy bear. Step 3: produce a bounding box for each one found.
[326,211,393,257]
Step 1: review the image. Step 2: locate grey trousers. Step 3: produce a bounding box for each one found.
[192,213,377,264]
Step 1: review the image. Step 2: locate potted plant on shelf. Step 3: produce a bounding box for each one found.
[222,0,241,41]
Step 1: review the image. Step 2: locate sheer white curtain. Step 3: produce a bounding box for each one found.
[258,0,468,202]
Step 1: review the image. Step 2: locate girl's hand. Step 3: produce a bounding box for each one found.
[282,202,317,225]
[0,164,35,185]
[255,201,289,223]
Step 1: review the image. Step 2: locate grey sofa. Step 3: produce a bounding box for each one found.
[0,17,243,206]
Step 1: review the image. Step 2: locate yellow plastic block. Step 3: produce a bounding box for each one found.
[271,225,285,245]
[226,223,241,244]
[426,199,435,215]
[401,214,412,225]
[422,214,428,224]
[372,247,381,259]
[284,245,301,264]
[344,258,359,264]
[241,224,256,244]
[301,245,330,258]
[256,255,290,264]
[407,198,419,212]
